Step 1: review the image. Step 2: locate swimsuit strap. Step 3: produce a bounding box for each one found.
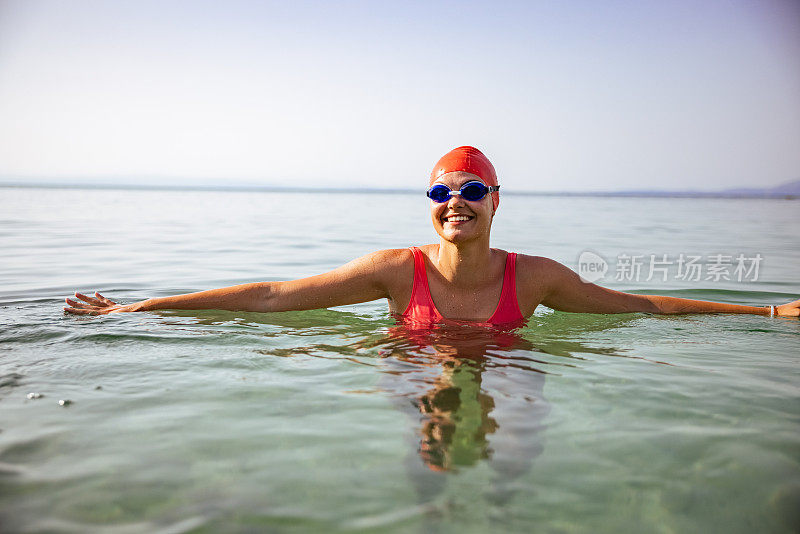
[487,252,524,324]
[402,247,443,323]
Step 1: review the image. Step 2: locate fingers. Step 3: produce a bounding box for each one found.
[94,292,117,305]
[64,291,119,316]
[63,306,98,315]
[66,297,94,309]
[75,292,108,307]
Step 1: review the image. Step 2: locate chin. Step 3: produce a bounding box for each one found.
[438,227,483,244]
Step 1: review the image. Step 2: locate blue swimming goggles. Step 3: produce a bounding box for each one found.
[426,181,500,203]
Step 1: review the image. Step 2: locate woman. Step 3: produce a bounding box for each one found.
[64,146,799,320]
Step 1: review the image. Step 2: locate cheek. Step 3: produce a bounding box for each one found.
[478,199,493,218]
[430,203,444,222]
[479,202,495,228]
[430,206,441,228]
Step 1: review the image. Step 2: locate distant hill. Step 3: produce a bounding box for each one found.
[521,179,800,198]
[718,179,800,197]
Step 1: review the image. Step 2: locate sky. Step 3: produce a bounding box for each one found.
[0,0,798,192]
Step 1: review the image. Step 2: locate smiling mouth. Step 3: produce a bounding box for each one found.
[442,215,474,223]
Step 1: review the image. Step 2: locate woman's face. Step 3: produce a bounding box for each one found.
[429,171,494,244]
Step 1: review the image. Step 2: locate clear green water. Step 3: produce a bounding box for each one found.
[1,188,798,533]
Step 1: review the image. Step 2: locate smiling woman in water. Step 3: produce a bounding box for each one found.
[64,146,800,321]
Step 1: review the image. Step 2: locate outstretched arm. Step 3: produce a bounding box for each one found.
[64,249,406,315]
[533,257,799,317]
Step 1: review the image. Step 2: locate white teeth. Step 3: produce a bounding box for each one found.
[446,216,471,222]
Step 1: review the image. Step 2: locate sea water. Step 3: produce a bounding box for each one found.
[0,187,798,533]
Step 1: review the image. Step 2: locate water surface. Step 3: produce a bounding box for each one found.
[1,187,798,533]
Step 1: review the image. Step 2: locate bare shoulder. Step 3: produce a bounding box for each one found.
[515,254,572,279]
[515,254,580,292]
[354,248,414,284]
[360,248,415,305]
[362,248,413,268]
[513,254,578,315]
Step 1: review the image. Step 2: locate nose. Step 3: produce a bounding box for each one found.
[446,192,466,208]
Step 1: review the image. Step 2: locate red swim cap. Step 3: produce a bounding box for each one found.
[430,146,499,210]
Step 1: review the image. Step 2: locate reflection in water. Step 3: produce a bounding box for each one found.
[374,323,554,508]
[181,309,635,508]
[416,361,498,472]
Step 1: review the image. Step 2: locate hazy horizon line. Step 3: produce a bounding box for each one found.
[2,179,798,199]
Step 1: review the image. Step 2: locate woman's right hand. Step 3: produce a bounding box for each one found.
[64,292,137,315]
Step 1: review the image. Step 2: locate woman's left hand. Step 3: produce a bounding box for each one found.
[776,299,800,317]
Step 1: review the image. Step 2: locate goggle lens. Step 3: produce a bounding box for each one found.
[461,182,488,201]
[426,181,497,203]
[427,185,452,203]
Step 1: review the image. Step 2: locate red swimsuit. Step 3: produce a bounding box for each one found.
[401,247,525,327]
